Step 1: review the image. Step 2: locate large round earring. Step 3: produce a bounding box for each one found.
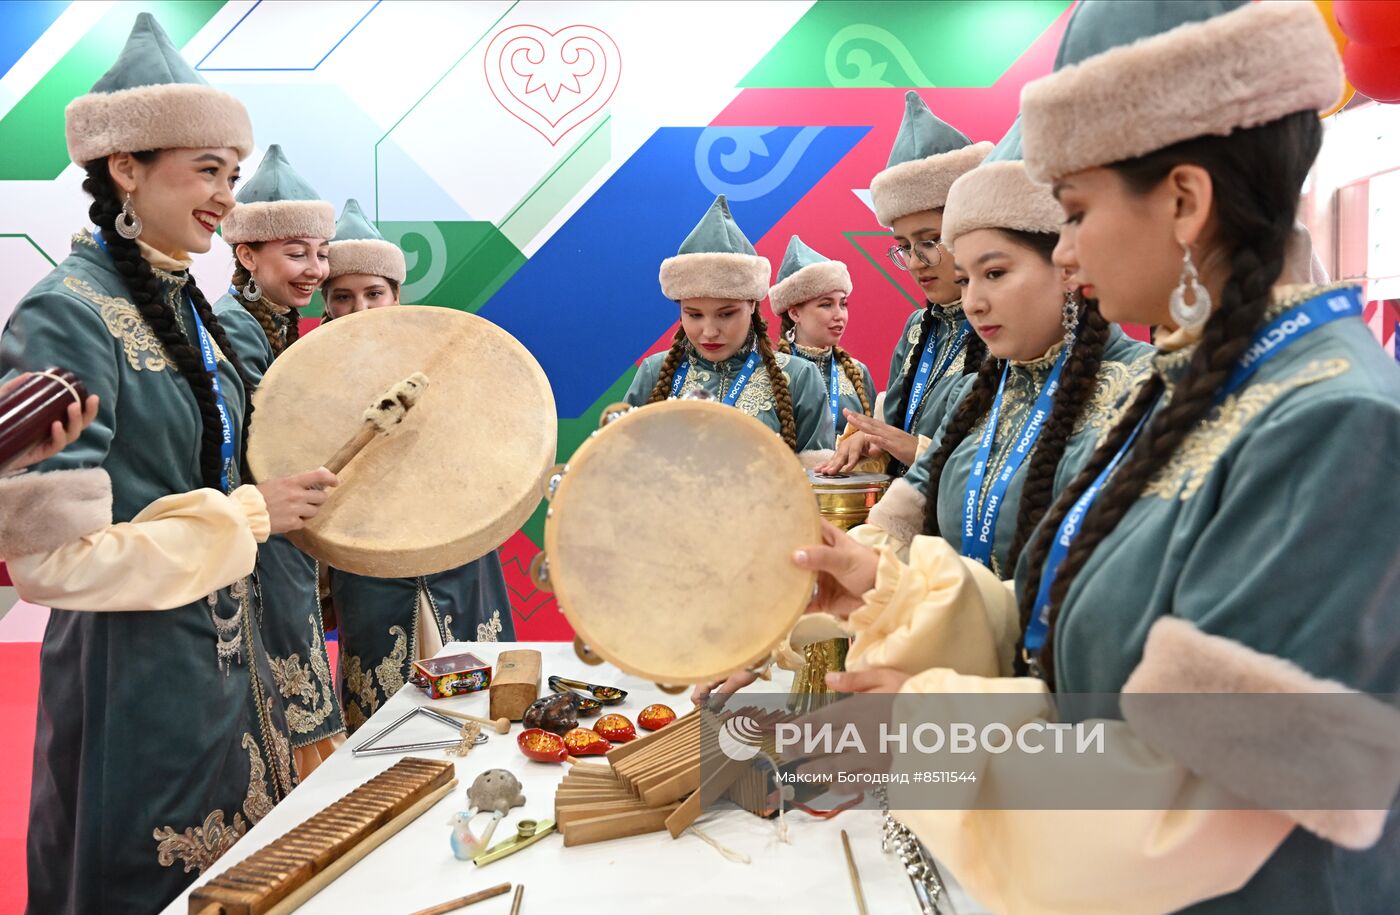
[783,326,796,343]
[1169,244,1212,332]
[115,193,142,240]
[241,276,261,302]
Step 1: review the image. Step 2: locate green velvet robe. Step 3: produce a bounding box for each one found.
[908,325,1153,577]
[2,233,294,914]
[787,342,876,436]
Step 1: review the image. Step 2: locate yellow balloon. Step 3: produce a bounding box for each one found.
[1321,82,1357,118]
[1313,1,1353,117]
[1313,0,1349,54]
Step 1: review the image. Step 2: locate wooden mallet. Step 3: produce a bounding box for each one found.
[432,706,512,735]
[323,372,429,475]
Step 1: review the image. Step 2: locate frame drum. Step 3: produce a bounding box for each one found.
[247,306,556,577]
[541,400,820,684]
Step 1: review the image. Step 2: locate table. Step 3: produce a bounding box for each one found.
[167,642,983,915]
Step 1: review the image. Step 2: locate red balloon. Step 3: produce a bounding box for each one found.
[1343,40,1400,103]
[1335,0,1400,46]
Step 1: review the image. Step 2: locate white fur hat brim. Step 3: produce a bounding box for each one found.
[1020,1,1342,183]
[870,142,993,227]
[659,252,771,302]
[769,260,852,316]
[222,199,337,245]
[66,83,253,166]
[327,238,408,284]
[943,161,1064,249]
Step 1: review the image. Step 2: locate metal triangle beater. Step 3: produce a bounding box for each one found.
[352,705,490,757]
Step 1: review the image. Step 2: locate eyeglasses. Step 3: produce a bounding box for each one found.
[887,239,943,271]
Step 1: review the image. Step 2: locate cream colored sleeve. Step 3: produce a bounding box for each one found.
[889,668,1294,915]
[9,484,270,611]
[844,535,1020,678]
[914,433,933,461]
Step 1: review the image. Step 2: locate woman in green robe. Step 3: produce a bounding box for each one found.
[212,144,346,774]
[0,14,334,913]
[625,195,834,458]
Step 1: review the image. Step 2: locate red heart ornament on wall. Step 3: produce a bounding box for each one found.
[483,24,622,146]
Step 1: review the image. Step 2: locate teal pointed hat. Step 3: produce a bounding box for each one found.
[222,144,336,244]
[65,12,252,165]
[658,195,770,302]
[1020,1,1341,182]
[326,199,406,284]
[768,236,852,317]
[942,117,1063,248]
[869,91,992,227]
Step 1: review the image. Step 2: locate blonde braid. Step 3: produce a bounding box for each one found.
[752,311,798,450]
[833,346,872,414]
[647,326,689,404]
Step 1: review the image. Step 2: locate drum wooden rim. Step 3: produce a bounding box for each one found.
[544,400,820,684]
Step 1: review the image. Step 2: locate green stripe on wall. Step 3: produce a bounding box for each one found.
[0,0,225,180]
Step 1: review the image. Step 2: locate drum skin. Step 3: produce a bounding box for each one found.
[545,400,820,684]
[248,306,556,577]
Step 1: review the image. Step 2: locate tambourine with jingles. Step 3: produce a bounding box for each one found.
[247,306,557,577]
[531,398,821,685]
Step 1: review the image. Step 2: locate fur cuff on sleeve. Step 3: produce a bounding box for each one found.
[0,468,113,557]
[1122,617,1400,851]
[799,449,835,470]
[867,477,926,547]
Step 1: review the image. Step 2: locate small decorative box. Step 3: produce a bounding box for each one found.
[412,652,493,699]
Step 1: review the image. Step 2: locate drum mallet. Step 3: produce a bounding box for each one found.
[323,372,429,474]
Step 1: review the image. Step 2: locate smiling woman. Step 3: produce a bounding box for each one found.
[0,13,341,914]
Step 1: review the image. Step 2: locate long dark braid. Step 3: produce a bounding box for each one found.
[232,253,299,355]
[1014,110,1323,686]
[1006,292,1111,565]
[84,157,258,489]
[778,312,873,414]
[753,310,798,450]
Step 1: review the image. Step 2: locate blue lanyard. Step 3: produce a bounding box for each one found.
[93,231,236,493]
[1024,285,1364,660]
[670,349,762,407]
[827,355,842,432]
[905,319,971,432]
[962,344,1070,568]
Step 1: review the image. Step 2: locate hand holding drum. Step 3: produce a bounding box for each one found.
[0,370,100,476]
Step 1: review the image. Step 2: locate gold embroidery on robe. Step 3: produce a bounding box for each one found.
[342,652,379,730]
[268,615,337,736]
[374,625,409,698]
[1075,354,1154,436]
[65,276,170,372]
[477,610,503,642]
[240,733,274,824]
[1144,358,1351,501]
[153,810,247,874]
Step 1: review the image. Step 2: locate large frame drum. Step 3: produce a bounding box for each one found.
[539,400,820,685]
[247,306,556,577]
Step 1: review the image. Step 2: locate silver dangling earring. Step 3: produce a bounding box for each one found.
[1169,243,1212,332]
[783,325,796,343]
[241,275,261,302]
[1061,289,1079,334]
[115,193,142,240]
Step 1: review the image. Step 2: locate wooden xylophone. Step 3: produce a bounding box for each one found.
[189,757,457,915]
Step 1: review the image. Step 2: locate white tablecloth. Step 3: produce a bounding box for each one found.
[166,642,982,915]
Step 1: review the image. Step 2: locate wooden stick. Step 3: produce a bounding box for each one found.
[841,829,869,915]
[324,372,428,474]
[509,885,525,915]
[559,803,682,847]
[407,882,512,915]
[431,707,511,734]
[264,778,456,915]
[324,423,380,474]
